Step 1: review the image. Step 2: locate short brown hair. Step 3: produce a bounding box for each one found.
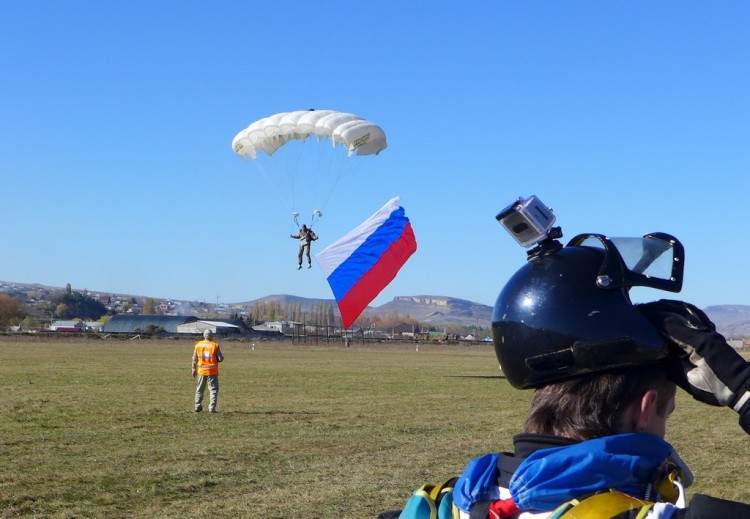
[523,364,676,440]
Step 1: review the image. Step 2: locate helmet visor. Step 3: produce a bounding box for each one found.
[567,232,684,292]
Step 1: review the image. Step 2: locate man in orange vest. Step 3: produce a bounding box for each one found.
[192,329,224,413]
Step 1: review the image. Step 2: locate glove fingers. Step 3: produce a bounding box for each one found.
[667,359,723,407]
[680,303,717,332]
[638,299,717,331]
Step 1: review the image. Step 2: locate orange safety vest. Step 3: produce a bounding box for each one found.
[194,340,220,376]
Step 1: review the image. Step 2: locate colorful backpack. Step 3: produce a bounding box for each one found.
[382,484,660,519]
[378,477,459,519]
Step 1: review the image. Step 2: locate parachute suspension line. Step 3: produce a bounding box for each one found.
[301,140,352,224]
[253,158,295,218]
[286,139,320,230]
[317,154,358,217]
[309,135,333,218]
[286,138,307,219]
[285,137,323,224]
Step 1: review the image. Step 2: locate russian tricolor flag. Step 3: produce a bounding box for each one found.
[316,197,417,329]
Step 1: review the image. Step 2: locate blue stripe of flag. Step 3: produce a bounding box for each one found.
[326,207,409,302]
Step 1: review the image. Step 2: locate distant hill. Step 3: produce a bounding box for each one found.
[240,294,494,329]
[5,280,750,336]
[244,295,750,337]
[375,296,493,327]
[704,305,750,339]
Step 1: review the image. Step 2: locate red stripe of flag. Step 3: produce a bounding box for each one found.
[337,223,417,329]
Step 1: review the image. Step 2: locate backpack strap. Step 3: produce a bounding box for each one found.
[427,477,458,501]
[397,477,459,519]
[549,491,654,519]
[649,458,683,505]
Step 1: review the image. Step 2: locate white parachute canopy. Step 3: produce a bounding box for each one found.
[232,109,388,160]
[231,110,388,228]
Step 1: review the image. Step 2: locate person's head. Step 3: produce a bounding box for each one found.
[301,224,308,231]
[493,233,684,389]
[492,231,684,439]
[524,364,676,440]
[203,329,214,340]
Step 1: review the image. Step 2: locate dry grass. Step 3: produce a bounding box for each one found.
[1,336,749,518]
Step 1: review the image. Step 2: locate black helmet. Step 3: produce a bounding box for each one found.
[493,232,684,389]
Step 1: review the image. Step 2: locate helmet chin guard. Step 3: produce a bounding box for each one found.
[493,233,684,389]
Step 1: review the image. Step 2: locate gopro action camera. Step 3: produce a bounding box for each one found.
[496,195,556,248]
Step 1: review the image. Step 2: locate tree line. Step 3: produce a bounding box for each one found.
[1,287,490,338]
[1,284,107,330]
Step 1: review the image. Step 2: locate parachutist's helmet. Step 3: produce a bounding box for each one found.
[493,233,684,389]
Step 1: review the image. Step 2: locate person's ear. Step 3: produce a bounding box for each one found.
[634,389,659,432]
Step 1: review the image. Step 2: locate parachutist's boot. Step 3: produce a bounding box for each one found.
[297,265,302,270]
[308,264,312,269]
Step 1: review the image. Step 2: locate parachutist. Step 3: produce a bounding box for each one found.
[291,224,318,270]
[232,110,386,253]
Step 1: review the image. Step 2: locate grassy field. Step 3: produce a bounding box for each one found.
[2,336,749,518]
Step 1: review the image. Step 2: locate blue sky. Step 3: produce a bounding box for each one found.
[2,2,750,309]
